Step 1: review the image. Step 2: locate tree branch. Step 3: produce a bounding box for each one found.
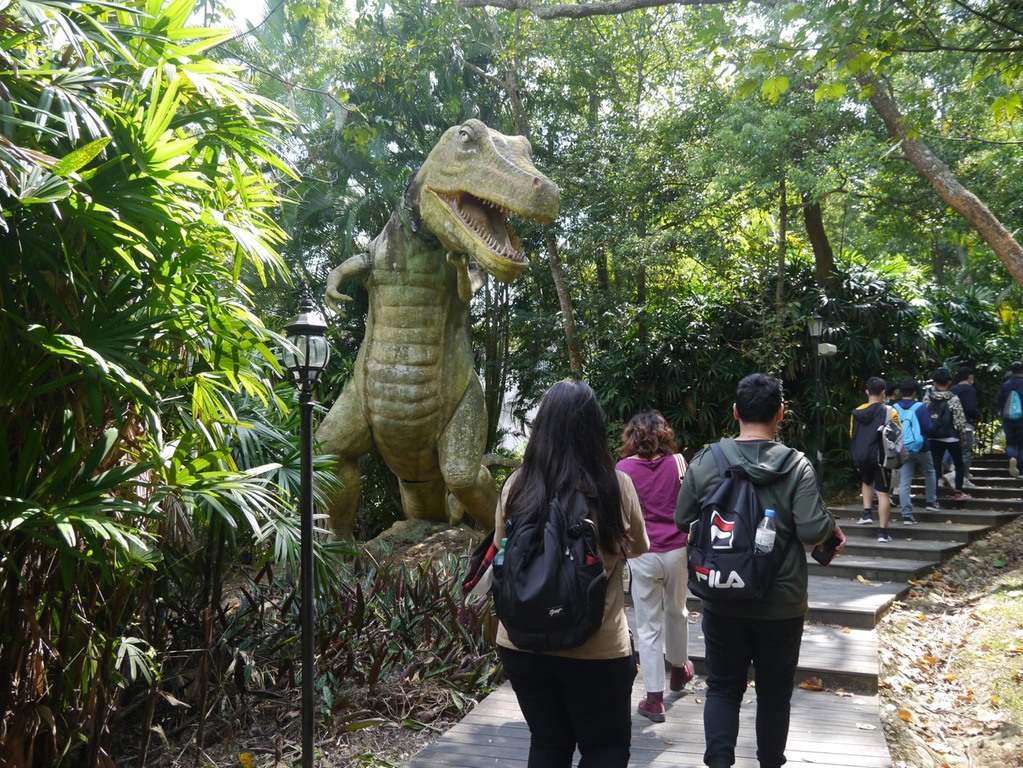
[460,0,734,20]
[858,71,1023,286]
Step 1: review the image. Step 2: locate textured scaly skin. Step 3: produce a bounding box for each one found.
[318,121,560,537]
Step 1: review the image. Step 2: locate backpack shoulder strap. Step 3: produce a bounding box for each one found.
[709,441,730,475]
[674,453,688,482]
[560,489,589,523]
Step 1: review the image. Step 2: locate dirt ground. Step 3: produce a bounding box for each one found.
[877,515,1023,768]
[163,516,1023,768]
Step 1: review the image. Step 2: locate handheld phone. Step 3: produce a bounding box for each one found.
[811,530,844,566]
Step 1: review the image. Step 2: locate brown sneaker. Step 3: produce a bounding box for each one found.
[669,660,695,691]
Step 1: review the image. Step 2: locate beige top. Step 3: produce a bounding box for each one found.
[494,470,649,659]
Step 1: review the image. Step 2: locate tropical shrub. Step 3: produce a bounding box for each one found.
[0,1,322,763]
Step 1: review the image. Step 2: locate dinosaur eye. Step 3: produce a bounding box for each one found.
[458,126,476,144]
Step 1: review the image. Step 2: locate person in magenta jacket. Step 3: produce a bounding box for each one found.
[617,411,695,723]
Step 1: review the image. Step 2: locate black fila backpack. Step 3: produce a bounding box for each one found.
[687,442,792,601]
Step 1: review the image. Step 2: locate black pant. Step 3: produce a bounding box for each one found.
[702,611,804,768]
[930,440,964,491]
[498,647,636,768]
[1005,421,1023,462]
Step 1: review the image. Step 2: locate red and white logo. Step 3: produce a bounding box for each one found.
[709,510,736,550]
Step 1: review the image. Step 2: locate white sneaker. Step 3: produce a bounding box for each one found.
[962,479,978,490]
[1011,458,1019,478]
[942,472,955,490]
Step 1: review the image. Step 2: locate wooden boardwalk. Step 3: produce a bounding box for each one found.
[407,676,890,768]
[407,600,891,768]
[405,456,1022,768]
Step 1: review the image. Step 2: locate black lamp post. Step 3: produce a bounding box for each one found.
[282,285,330,768]
[808,313,824,493]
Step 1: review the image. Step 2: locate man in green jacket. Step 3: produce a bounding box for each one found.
[675,373,842,768]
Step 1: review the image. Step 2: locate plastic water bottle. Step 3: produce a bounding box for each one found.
[494,537,507,566]
[754,509,777,554]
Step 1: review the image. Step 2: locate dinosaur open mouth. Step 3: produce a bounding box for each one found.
[435,190,526,264]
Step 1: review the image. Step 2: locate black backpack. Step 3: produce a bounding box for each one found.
[928,396,954,439]
[849,403,886,466]
[687,442,792,602]
[492,490,608,652]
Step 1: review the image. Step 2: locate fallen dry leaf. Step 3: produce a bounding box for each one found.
[798,677,825,691]
[855,722,877,730]
[897,709,913,722]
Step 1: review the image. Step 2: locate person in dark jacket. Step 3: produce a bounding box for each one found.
[997,361,1023,477]
[849,376,901,541]
[675,373,842,768]
[950,366,980,489]
[924,368,970,500]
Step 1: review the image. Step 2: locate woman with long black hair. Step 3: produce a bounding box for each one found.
[495,379,649,768]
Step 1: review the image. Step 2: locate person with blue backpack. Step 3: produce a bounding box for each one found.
[997,361,1023,477]
[893,378,940,523]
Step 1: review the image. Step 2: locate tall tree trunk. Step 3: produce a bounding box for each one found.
[859,71,1023,287]
[776,174,787,320]
[595,243,610,290]
[482,279,507,450]
[479,10,584,377]
[802,193,836,287]
[547,231,585,377]
[636,263,648,345]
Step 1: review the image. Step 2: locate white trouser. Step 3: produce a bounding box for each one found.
[629,547,689,694]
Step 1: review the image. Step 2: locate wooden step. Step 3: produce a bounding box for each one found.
[903,484,1023,499]
[835,535,965,562]
[804,574,907,628]
[630,606,881,692]
[808,552,936,582]
[830,503,1020,527]
[913,506,1021,526]
[684,575,907,629]
[838,519,987,543]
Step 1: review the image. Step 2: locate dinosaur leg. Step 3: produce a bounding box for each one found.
[397,477,449,524]
[438,377,497,531]
[315,381,373,539]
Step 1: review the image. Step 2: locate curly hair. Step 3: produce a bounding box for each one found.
[616,411,678,460]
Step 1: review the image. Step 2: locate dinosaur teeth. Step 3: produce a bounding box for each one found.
[436,189,528,262]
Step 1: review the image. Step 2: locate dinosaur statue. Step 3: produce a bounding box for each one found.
[319,119,560,537]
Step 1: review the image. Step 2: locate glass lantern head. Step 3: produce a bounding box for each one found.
[283,285,330,386]
[808,313,823,340]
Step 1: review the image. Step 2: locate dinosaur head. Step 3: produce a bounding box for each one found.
[411,119,560,283]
